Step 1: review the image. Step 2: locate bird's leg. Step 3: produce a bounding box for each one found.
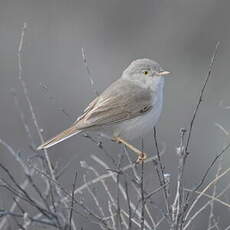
[113,136,147,163]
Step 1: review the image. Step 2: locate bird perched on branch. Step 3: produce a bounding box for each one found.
[37,58,170,162]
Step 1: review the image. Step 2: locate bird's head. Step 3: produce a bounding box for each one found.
[122,58,170,90]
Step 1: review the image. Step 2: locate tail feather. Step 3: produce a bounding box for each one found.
[37,125,80,150]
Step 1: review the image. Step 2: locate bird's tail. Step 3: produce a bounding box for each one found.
[37,125,81,150]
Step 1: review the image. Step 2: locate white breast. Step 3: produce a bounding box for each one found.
[98,77,164,140]
[112,87,163,140]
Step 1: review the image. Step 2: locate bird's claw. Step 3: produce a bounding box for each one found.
[136,152,147,164]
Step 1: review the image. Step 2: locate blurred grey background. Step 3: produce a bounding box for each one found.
[1,0,230,229]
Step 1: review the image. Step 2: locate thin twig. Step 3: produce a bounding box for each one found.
[27,164,112,229]
[153,127,171,219]
[83,175,106,226]
[116,155,123,230]
[80,160,117,212]
[207,157,223,229]
[90,155,150,229]
[83,133,116,166]
[183,183,230,230]
[17,22,56,198]
[68,153,163,200]
[140,139,145,230]
[123,146,157,229]
[124,181,132,230]
[68,170,78,230]
[176,42,220,229]
[184,142,230,213]
[17,22,75,228]
[12,197,32,230]
[11,89,35,147]
[0,178,30,229]
[81,48,99,96]
[171,128,186,229]
[215,122,230,136]
[40,82,74,121]
[0,164,55,220]
[185,187,230,209]
[185,41,220,153]
[56,155,78,180]
[185,165,230,222]
[0,210,58,227]
[108,201,116,230]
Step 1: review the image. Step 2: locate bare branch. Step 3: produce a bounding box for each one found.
[68,170,78,230]
[215,122,230,136]
[207,157,223,229]
[140,139,145,230]
[83,175,106,223]
[108,201,116,230]
[17,22,57,199]
[124,182,132,230]
[123,146,157,228]
[185,142,230,210]
[183,183,230,230]
[0,210,58,228]
[11,89,35,147]
[185,165,230,222]
[153,127,171,220]
[81,48,99,96]
[185,42,220,154]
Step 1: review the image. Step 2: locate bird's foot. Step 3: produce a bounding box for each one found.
[113,136,148,163]
[136,152,147,164]
[112,137,121,144]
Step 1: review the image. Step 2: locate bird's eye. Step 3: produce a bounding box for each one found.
[144,71,148,75]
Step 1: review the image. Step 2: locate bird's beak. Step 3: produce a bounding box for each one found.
[157,70,171,76]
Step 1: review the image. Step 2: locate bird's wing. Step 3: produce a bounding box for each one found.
[37,79,153,150]
[75,79,154,129]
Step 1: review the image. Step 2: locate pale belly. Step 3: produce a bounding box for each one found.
[113,103,162,140]
[98,96,163,140]
[93,81,164,141]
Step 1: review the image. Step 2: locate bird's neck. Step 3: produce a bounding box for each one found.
[121,73,165,93]
[151,77,165,92]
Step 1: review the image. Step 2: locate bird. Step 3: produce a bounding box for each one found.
[37,58,170,162]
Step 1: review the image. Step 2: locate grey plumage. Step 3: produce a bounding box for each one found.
[75,78,153,129]
[37,58,169,150]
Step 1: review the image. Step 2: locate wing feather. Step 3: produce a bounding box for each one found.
[75,79,153,129]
